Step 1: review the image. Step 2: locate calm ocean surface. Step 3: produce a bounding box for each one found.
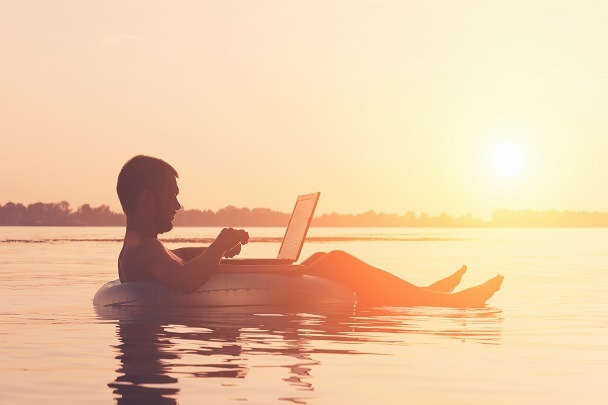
[0,227,606,404]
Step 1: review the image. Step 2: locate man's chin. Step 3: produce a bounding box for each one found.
[156,221,174,234]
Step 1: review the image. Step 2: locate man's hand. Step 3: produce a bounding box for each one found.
[223,243,241,258]
[214,228,249,254]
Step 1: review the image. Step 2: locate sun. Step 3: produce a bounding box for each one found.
[490,142,525,177]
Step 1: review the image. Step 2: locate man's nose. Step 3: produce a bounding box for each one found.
[175,199,182,210]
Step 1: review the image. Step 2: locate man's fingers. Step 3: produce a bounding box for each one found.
[216,228,249,250]
[223,243,242,258]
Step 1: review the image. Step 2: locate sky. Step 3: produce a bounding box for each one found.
[1,1,607,219]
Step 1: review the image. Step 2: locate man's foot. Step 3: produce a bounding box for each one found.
[427,265,467,292]
[452,275,504,307]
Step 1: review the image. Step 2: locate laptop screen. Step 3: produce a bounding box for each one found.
[277,192,319,261]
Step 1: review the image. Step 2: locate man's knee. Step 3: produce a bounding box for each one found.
[325,250,351,262]
[302,251,327,264]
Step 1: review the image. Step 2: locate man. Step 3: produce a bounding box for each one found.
[117,155,248,293]
[117,155,503,307]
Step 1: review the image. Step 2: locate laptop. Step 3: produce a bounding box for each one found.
[220,192,320,267]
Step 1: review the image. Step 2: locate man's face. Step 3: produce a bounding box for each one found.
[152,172,181,234]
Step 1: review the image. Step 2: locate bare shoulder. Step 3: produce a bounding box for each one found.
[138,237,168,253]
[138,238,185,278]
[123,238,164,263]
[139,238,183,264]
[121,238,184,283]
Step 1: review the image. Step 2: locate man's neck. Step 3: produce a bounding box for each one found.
[125,217,158,239]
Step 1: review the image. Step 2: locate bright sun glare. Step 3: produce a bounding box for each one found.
[490,142,525,177]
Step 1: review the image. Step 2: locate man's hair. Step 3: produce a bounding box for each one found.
[116,155,178,215]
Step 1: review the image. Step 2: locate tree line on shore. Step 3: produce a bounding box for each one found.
[0,201,607,227]
[0,202,124,226]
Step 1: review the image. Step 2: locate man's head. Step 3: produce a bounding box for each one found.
[117,155,181,234]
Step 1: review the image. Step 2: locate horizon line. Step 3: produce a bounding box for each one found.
[1,200,607,217]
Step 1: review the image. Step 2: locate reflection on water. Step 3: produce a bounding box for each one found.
[2,227,604,404]
[96,305,503,404]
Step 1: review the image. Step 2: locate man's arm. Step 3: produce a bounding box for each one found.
[145,228,248,293]
[171,247,207,261]
[172,243,242,261]
[143,240,223,293]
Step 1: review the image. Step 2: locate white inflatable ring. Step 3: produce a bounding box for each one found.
[93,272,357,308]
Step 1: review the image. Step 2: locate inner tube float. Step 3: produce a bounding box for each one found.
[93,270,357,308]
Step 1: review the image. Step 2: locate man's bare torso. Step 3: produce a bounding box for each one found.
[119,232,181,283]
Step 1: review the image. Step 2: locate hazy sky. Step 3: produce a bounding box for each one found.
[2,1,607,218]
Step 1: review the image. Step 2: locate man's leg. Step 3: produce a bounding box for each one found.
[303,251,502,307]
[302,252,465,292]
[299,252,327,267]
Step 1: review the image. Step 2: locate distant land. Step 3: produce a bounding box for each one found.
[0,201,607,227]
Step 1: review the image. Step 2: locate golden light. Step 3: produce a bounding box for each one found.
[490,141,525,177]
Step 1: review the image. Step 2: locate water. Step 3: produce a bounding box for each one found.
[0,227,606,404]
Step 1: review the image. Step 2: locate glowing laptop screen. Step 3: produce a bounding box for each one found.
[277,192,319,261]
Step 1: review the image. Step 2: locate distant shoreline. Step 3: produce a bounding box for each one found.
[1,201,607,228]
